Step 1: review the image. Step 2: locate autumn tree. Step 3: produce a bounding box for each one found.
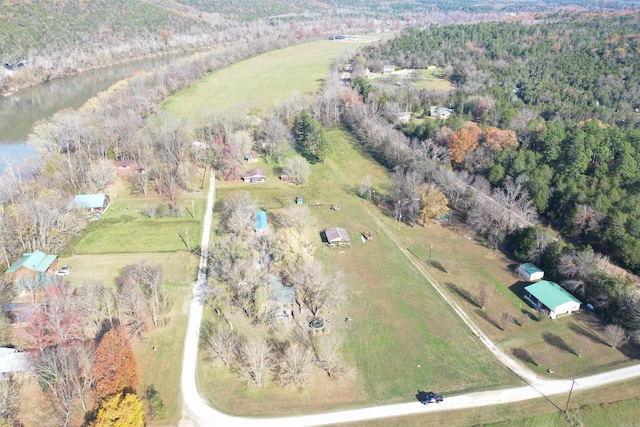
[92,328,138,401]
[92,392,144,427]
[483,126,518,151]
[282,155,311,185]
[0,377,19,426]
[417,184,450,226]
[447,122,482,164]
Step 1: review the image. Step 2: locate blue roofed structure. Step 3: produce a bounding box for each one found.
[254,211,268,235]
[70,193,111,215]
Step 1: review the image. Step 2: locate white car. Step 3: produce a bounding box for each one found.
[55,266,71,276]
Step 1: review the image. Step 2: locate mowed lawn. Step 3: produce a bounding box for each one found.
[204,129,518,416]
[161,40,363,118]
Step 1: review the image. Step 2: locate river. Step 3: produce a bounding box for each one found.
[0,53,191,164]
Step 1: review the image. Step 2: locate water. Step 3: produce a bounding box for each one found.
[0,54,192,165]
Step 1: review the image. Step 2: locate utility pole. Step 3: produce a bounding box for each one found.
[428,243,433,266]
[564,378,577,413]
[191,200,195,219]
[185,230,190,250]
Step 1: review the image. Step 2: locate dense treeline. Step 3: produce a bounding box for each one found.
[360,13,640,274]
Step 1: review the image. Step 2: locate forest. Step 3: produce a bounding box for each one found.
[360,13,640,273]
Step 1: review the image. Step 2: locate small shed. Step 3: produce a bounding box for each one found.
[242,168,267,183]
[383,65,395,74]
[524,280,582,319]
[295,197,304,205]
[3,250,58,282]
[324,226,350,246]
[519,263,544,281]
[280,174,289,182]
[254,211,268,235]
[70,194,111,215]
[396,112,411,123]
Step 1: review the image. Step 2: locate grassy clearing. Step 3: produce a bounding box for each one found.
[204,129,518,415]
[396,220,640,379]
[161,40,365,119]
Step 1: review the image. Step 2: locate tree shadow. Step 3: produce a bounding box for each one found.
[447,283,480,308]
[512,347,537,366]
[430,260,446,273]
[475,308,502,330]
[567,321,607,346]
[542,332,576,355]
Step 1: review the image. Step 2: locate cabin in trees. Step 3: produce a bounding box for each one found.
[70,193,111,215]
[429,106,454,119]
[242,168,267,183]
[524,280,582,319]
[268,275,295,320]
[383,65,395,74]
[518,263,544,281]
[324,226,350,246]
[114,160,145,177]
[3,250,58,282]
[254,210,269,235]
[244,150,260,163]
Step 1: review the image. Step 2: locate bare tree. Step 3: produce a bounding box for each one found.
[273,342,314,391]
[277,205,312,234]
[476,283,493,309]
[293,260,344,316]
[117,263,167,329]
[203,322,240,367]
[559,250,599,281]
[116,279,148,337]
[0,376,20,424]
[498,311,516,331]
[35,346,82,426]
[85,159,116,192]
[314,335,349,379]
[282,155,311,185]
[572,335,590,357]
[256,115,293,164]
[76,281,108,338]
[235,336,273,387]
[603,324,628,348]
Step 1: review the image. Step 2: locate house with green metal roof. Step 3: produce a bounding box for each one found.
[3,250,58,281]
[518,263,544,281]
[524,280,582,319]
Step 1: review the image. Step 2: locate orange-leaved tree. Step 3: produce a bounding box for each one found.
[92,392,144,427]
[447,122,482,164]
[483,126,518,151]
[91,327,138,401]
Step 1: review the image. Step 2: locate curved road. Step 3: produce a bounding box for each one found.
[180,172,640,426]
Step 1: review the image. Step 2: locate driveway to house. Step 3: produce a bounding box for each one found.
[179,178,640,426]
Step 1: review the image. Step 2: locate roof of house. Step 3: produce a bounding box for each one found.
[325,226,349,242]
[243,168,266,179]
[525,280,582,309]
[114,160,136,168]
[520,263,544,275]
[4,250,57,274]
[268,275,295,305]
[0,347,30,373]
[4,303,40,323]
[254,211,268,230]
[71,194,107,209]
[245,150,260,159]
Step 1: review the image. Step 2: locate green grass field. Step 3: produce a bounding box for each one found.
[161,40,364,118]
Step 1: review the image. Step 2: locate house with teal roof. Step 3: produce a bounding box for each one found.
[518,263,544,281]
[70,193,111,215]
[524,280,582,319]
[3,250,58,282]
